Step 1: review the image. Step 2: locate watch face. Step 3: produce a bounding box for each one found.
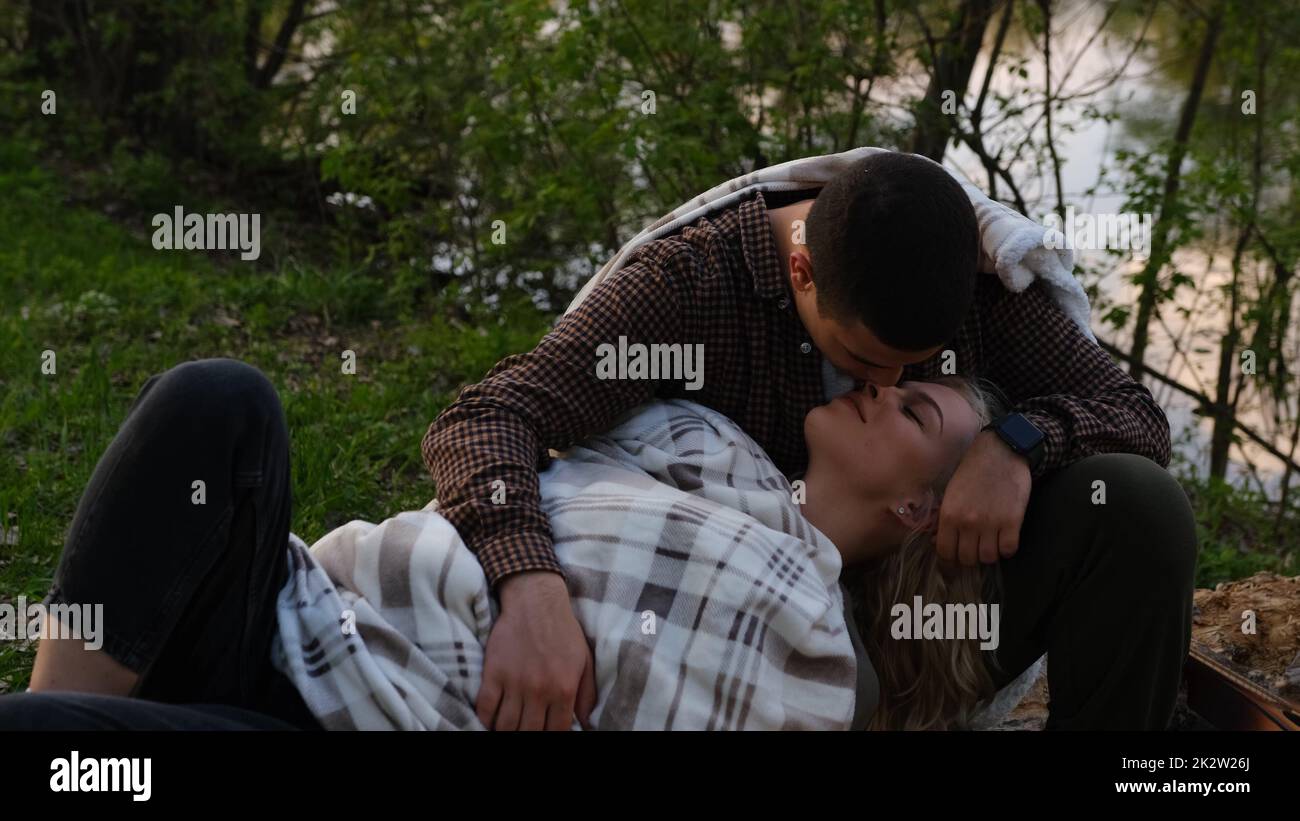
[1000,414,1044,450]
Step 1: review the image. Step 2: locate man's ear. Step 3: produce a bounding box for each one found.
[788,249,815,293]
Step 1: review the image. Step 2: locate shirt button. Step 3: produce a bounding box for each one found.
[800,342,812,354]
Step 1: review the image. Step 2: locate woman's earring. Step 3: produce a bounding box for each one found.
[897,506,906,515]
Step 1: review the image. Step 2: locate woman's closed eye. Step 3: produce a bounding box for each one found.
[899,384,945,434]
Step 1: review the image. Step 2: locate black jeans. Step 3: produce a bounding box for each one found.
[0,358,320,730]
[986,452,1197,730]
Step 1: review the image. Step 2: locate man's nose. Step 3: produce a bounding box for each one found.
[866,367,903,388]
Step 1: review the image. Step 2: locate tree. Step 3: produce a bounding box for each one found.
[1126,0,1225,379]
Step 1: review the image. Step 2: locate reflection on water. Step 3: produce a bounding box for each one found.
[942,0,1294,492]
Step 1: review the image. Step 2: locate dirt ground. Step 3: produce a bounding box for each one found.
[1191,572,1300,696]
[990,572,1300,730]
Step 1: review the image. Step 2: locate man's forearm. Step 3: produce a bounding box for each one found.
[422,395,564,587]
[1018,384,1172,479]
[982,280,1173,478]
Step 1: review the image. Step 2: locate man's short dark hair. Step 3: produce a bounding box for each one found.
[804,152,980,352]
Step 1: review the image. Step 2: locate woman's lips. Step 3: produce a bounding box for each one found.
[838,394,865,423]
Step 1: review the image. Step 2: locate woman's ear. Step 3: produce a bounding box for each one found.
[893,490,941,534]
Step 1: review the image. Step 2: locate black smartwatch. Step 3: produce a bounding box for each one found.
[984,412,1045,472]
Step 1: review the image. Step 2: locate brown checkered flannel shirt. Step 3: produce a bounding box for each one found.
[421,191,1171,587]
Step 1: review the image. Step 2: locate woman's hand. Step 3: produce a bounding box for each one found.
[475,570,597,730]
[934,430,1033,566]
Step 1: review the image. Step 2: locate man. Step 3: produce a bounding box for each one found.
[422,151,1196,731]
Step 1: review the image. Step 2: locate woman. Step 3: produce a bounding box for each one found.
[803,376,1007,729]
[1,358,1003,730]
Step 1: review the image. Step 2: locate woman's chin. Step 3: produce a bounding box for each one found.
[803,401,861,458]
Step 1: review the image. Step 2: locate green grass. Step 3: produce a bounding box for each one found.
[0,137,552,691]
[1178,474,1298,588]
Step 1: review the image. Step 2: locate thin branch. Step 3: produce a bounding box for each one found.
[256,0,311,89]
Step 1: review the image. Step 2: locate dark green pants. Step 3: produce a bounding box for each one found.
[987,453,1197,730]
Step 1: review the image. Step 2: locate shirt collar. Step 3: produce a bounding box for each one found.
[736,191,788,299]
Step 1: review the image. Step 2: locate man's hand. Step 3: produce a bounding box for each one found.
[935,430,1033,566]
[476,570,597,731]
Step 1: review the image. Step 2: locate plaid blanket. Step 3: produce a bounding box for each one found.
[272,399,859,730]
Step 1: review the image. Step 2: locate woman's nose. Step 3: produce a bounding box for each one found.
[863,381,894,400]
[864,382,894,403]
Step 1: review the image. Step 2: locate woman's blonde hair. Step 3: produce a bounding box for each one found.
[842,375,1008,730]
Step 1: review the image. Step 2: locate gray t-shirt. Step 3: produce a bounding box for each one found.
[822,357,857,400]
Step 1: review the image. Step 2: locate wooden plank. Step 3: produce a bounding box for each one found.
[1185,645,1300,731]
